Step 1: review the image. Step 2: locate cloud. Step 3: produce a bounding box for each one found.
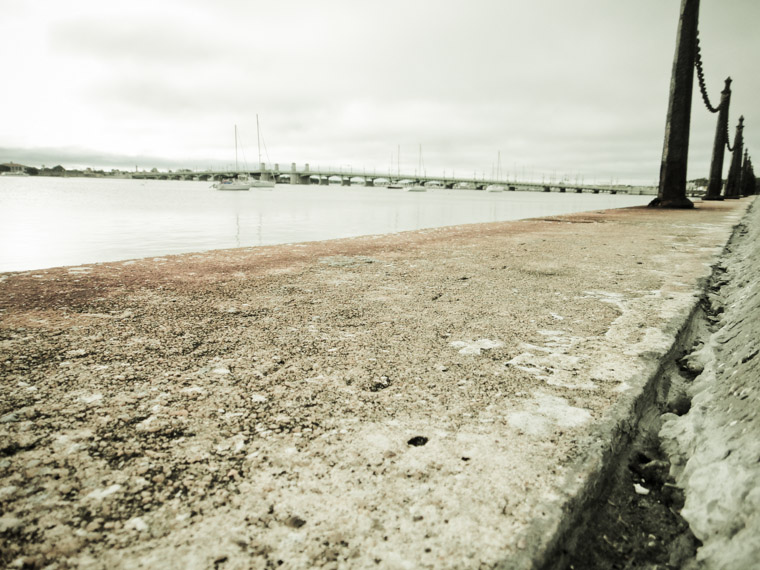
[0,0,757,186]
[50,20,224,68]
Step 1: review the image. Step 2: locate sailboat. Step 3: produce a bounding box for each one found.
[213,125,252,191]
[251,115,276,189]
[486,151,505,192]
[388,144,403,188]
[405,144,427,192]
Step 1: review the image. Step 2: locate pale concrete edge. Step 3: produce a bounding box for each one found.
[500,205,753,570]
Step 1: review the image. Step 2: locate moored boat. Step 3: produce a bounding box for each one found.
[214,173,253,191]
[405,145,427,191]
[486,151,505,192]
[213,125,252,191]
[250,178,275,189]
[253,115,276,190]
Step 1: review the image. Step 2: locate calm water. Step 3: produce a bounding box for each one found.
[0,177,651,272]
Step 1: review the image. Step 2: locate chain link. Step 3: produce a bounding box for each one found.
[695,31,720,114]
[694,29,732,150]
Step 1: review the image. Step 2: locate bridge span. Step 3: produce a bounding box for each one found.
[131,162,657,195]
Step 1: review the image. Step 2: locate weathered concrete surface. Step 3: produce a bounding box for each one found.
[661,198,760,569]
[0,200,750,569]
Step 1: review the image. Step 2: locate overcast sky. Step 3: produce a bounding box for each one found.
[1,0,758,185]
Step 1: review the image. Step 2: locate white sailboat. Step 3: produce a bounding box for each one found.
[486,150,505,192]
[251,115,276,189]
[405,144,427,192]
[388,144,403,188]
[213,125,252,191]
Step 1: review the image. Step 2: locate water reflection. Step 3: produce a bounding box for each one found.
[0,177,651,272]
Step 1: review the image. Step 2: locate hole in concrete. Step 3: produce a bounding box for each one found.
[407,436,428,447]
[285,516,306,528]
[667,391,692,416]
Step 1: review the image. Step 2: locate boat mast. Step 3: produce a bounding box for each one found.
[257,115,262,167]
[234,124,238,172]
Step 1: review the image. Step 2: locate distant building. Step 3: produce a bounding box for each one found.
[0,162,29,175]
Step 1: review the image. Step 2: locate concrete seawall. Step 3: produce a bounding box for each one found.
[660,199,760,569]
[0,199,754,568]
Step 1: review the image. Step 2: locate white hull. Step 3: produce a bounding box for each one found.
[213,181,250,191]
[213,172,253,191]
[486,184,505,192]
[251,179,276,189]
[405,185,427,192]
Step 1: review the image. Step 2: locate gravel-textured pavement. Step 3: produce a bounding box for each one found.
[0,199,750,569]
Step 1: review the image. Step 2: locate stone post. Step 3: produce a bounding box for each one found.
[725,116,744,199]
[650,0,700,208]
[704,78,732,200]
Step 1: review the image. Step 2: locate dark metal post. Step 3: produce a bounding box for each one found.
[704,78,732,200]
[751,159,757,195]
[741,150,753,196]
[650,0,700,208]
[725,116,744,199]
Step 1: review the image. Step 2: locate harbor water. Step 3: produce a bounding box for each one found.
[0,177,651,272]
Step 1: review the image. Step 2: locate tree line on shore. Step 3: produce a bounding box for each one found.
[0,163,192,178]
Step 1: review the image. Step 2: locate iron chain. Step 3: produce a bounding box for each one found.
[695,30,732,150]
[695,31,720,114]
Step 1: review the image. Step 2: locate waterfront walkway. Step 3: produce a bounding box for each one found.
[0,199,753,568]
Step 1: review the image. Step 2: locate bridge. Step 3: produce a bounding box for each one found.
[131,162,658,195]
